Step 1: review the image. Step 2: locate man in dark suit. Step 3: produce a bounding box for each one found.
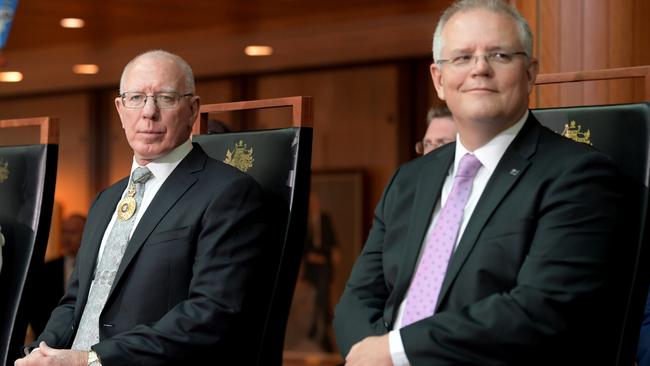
[15,50,268,366]
[334,1,634,365]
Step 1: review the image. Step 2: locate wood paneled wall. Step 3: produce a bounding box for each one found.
[512,0,650,107]
[253,65,401,209]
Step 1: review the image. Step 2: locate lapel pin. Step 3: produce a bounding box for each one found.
[509,169,520,176]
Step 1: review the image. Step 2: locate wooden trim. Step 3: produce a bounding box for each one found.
[535,65,650,101]
[536,65,650,84]
[193,96,313,135]
[0,117,59,144]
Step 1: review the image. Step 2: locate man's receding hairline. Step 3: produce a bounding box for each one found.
[119,50,195,94]
[432,0,533,62]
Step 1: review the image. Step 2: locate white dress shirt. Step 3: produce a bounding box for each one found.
[388,112,528,366]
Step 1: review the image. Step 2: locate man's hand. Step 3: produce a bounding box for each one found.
[345,334,393,366]
[14,342,87,366]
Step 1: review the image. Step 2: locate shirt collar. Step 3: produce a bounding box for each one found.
[452,110,528,174]
[130,139,193,181]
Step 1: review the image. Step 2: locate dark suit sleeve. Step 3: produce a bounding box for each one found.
[333,169,401,355]
[401,152,631,365]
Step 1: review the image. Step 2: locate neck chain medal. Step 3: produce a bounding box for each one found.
[117,182,137,221]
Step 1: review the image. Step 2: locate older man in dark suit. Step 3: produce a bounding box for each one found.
[334,1,635,365]
[16,50,268,366]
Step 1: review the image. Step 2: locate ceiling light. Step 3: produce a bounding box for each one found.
[244,45,273,56]
[60,18,85,28]
[0,71,23,82]
[73,64,99,74]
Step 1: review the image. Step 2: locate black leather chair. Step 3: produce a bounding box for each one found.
[532,102,650,366]
[0,117,58,366]
[192,96,313,366]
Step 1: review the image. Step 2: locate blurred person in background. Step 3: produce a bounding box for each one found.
[415,104,457,155]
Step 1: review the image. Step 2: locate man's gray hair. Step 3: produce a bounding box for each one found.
[119,49,195,94]
[432,0,533,61]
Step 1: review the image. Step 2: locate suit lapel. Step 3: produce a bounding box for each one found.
[108,147,206,299]
[435,115,541,310]
[391,146,454,319]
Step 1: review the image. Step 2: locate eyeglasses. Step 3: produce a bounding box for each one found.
[120,92,193,109]
[415,140,429,155]
[436,51,528,71]
[415,139,450,155]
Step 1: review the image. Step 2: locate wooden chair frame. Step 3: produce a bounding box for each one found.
[192,96,313,135]
[535,65,650,103]
[0,117,59,144]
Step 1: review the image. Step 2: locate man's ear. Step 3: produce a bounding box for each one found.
[526,58,539,94]
[430,63,446,100]
[188,95,201,131]
[115,97,126,129]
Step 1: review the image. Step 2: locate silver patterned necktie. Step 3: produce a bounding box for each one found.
[72,167,153,350]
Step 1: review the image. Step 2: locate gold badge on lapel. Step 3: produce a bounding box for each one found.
[561,120,592,145]
[0,158,9,183]
[117,183,137,221]
[223,140,254,172]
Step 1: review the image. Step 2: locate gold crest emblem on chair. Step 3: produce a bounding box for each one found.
[223,140,254,172]
[561,120,592,145]
[0,159,8,183]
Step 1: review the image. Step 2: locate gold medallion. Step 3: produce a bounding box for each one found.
[117,196,137,221]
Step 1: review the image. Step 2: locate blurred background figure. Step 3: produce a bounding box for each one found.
[415,104,457,155]
[285,190,344,354]
[303,191,339,352]
[207,119,231,134]
[60,214,86,286]
[283,260,318,352]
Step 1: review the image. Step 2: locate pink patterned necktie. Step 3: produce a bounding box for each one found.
[402,153,482,327]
